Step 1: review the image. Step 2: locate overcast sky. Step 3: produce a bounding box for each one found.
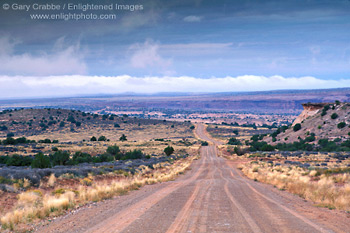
[0,0,350,98]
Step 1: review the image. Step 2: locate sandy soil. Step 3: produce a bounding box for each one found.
[35,124,350,233]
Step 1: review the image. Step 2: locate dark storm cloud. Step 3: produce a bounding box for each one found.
[0,0,349,78]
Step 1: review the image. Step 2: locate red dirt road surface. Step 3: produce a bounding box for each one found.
[37,124,350,233]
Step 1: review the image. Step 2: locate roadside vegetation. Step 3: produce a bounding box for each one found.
[0,108,200,231]
[240,160,350,211]
[0,154,198,230]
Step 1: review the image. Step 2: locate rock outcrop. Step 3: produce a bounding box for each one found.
[267,102,350,144]
[292,103,329,126]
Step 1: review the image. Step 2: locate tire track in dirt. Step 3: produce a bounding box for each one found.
[187,148,217,233]
[166,147,216,233]
[218,167,262,233]
[86,148,209,233]
[226,164,330,233]
[224,167,304,232]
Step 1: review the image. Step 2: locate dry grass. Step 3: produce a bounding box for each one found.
[47,174,56,188]
[0,155,196,230]
[241,162,350,211]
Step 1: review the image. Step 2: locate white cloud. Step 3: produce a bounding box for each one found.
[0,37,87,76]
[161,43,232,50]
[129,41,173,75]
[0,75,349,99]
[183,15,202,22]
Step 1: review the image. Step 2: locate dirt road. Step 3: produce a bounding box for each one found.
[38,124,350,233]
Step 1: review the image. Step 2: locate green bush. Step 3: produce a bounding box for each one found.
[90,136,97,141]
[6,154,33,166]
[261,144,274,151]
[164,146,174,156]
[39,139,51,143]
[119,134,127,141]
[228,137,241,145]
[337,122,346,129]
[331,113,338,119]
[31,153,51,168]
[98,153,114,162]
[122,150,143,160]
[293,123,301,132]
[0,156,8,164]
[71,151,93,164]
[106,145,121,159]
[234,146,245,156]
[50,151,70,166]
[98,136,107,141]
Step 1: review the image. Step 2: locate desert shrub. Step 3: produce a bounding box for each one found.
[122,150,143,160]
[71,152,93,164]
[81,177,92,186]
[90,136,97,141]
[106,145,121,160]
[293,123,301,132]
[31,153,51,168]
[3,137,17,145]
[39,139,51,143]
[228,137,241,145]
[251,135,260,142]
[109,116,114,120]
[98,136,107,141]
[59,121,65,127]
[6,154,33,166]
[234,146,246,156]
[0,156,8,164]
[7,132,14,137]
[0,125,8,131]
[48,120,57,126]
[305,133,316,142]
[331,113,338,119]
[261,144,275,151]
[323,104,330,111]
[15,137,27,144]
[114,123,120,128]
[50,151,70,166]
[337,122,346,129]
[190,125,195,130]
[67,115,76,123]
[119,134,127,141]
[75,122,81,127]
[318,139,338,152]
[270,126,288,138]
[275,140,313,151]
[164,146,174,156]
[321,105,330,116]
[97,153,114,162]
[201,141,209,146]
